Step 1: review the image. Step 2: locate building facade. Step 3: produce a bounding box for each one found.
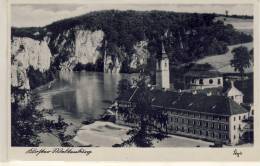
[184,66,223,90]
[186,76,223,90]
[115,89,250,145]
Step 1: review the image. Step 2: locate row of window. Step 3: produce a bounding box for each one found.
[191,78,222,85]
[168,113,229,122]
[233,115,247,121]
[171,126,228,139]
[168,117,228,130]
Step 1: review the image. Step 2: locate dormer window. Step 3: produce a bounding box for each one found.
[218,79,221,84]
[209,79,213,84]
[199,79,204,85]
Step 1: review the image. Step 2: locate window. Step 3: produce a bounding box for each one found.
[218,79,221,84]
[234,117,236,121]
[165,62,167,67]
[239,116,241,120]
[199,79,204,85]
[209,79,213,84]
[224,134,228,139]
[243,115,246,119]
[197,121,201,126]
[234,125,236,130]
[234,135,236,139]
[224,125,227,131]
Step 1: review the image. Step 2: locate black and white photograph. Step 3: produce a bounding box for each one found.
[10,3,254,149]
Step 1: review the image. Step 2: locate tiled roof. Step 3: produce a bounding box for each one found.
[117,88,249,116]
[183,63,222,78]
[184,70,222,78]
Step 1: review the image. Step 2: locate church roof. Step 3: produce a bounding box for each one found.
[116,88,248,116]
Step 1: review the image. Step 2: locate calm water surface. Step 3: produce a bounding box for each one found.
[36,71,137,126]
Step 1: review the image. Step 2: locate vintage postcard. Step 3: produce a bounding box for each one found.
[4,0,260,161]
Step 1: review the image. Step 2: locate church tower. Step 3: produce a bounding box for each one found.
[156,42,170,90]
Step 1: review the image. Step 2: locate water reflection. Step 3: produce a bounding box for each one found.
[37,71,137,125]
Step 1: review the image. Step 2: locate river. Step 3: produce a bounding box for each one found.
[35,71,138,127]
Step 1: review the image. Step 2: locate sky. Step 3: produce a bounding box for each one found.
[11,4,253,27]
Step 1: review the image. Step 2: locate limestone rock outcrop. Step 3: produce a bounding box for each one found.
[11,37,52,89]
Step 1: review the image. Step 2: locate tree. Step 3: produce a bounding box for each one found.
[115,72,168,147]
[230,46,251,80]
[11,87,42,146]
[11,86,72,146]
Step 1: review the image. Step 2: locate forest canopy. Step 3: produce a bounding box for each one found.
[12,10,253,65]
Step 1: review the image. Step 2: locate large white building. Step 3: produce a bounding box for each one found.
[116,89,250,145]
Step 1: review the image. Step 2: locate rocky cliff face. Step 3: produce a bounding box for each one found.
[48,29,148,73]
[75,30,104,64]
[11,37,52,89]
[11,29,151,83]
